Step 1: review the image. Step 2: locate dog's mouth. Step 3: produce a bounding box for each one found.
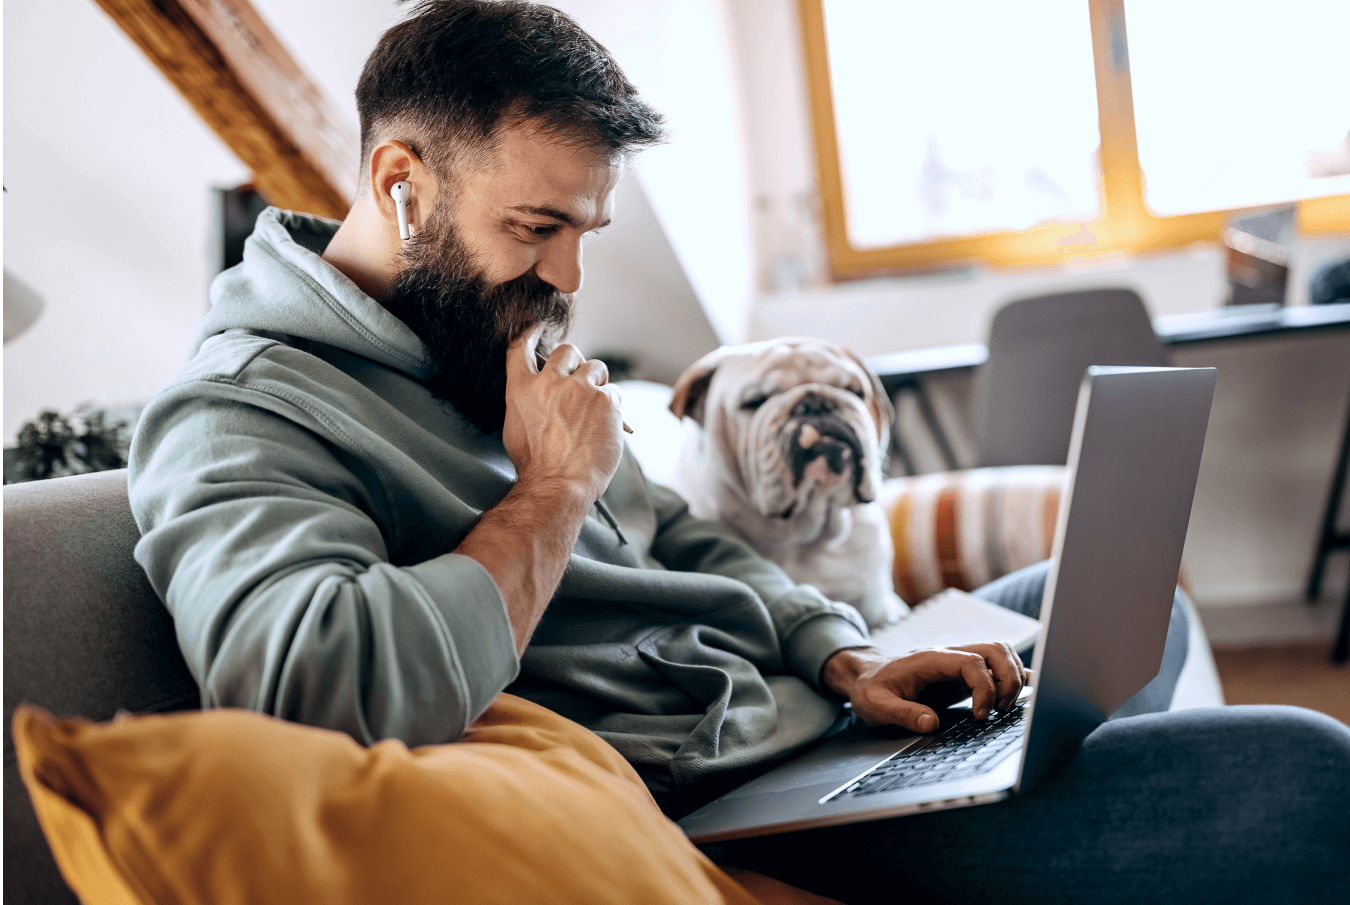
[778,412,869,514]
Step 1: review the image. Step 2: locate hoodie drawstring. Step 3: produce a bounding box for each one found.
[593,499,628,547]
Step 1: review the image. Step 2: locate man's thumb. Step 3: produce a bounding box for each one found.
[885,699,940,734]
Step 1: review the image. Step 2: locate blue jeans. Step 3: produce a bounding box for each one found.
[704,563,1350,903]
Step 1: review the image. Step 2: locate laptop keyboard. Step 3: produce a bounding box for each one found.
[838,704,1027,799]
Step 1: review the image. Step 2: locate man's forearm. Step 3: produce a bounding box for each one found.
[454,476,593,654]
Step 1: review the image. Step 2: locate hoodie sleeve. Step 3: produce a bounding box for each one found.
[644,480,871,693]
[128,387,519,748]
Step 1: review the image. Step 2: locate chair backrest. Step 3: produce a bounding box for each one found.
[975,288,1170,467]
[3,469,199,905]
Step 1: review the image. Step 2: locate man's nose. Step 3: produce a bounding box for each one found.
[534,236,584,295]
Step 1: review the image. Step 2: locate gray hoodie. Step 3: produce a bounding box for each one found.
[129,208,870,807]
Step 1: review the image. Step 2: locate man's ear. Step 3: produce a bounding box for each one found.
[843,348,895,445]
[668,348,729,426]
[369,140,434,238]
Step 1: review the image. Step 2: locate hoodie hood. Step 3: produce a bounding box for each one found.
[195,207,431,380]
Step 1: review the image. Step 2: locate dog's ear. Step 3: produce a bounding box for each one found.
[842,348,895,445]
[669,348,727,426]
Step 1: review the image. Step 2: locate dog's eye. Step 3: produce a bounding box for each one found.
[741,395,769,411]
[848,386,866,400]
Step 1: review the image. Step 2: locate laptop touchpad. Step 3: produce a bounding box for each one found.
[722,734,923,799]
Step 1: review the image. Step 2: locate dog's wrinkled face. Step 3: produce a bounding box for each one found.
[670,338,893,545]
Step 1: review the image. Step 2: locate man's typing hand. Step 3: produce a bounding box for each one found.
[822,643,1031,733]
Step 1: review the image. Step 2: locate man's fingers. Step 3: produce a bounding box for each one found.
[956,654,999,719]
[898,650,997,719]
[507,324,546,378]
[987,641,1023,711]
[843,647,1038,738]
[575,358,610,387]
[544,342,586,375]
[951,642,1025,714]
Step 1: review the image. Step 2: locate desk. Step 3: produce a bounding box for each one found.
[867,301,1350,660]
[866,345,986,473]
[1153,302,1350,346]
[868,302,1350,390]
[867,303,1350,470]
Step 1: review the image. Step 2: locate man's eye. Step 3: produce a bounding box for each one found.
[742,395,769,411]
[527,224,557,238]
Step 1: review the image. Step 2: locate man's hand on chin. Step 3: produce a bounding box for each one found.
[821,643,1032,733]
[452,327,626,655]
[503,324,625,502]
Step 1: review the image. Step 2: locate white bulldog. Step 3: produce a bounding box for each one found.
[666,337,907,629]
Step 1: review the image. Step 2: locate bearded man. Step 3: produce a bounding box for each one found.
[129,2,1350,902]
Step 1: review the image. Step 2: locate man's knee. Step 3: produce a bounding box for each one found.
[1089,704,1350,780]
[971,560,1052,619]
[1166,706,1350,845]
[1242,704,1350,777]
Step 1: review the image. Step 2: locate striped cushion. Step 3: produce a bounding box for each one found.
[881,466,1068,604]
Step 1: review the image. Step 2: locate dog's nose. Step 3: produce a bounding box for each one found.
[791,391,833,418]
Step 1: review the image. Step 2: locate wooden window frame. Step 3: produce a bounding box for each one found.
[799,0,1350,279]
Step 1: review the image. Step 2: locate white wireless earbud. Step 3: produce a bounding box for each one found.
[390,181,412,240]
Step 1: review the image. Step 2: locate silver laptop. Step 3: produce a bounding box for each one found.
[679,366,1217,843]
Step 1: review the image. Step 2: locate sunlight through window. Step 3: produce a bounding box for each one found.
[822,0,1102,250]
[1127,0,1350,216]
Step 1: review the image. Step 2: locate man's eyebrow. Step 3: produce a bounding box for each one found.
[508,204,611,230]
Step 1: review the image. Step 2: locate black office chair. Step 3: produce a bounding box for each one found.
[974,288,1170,467]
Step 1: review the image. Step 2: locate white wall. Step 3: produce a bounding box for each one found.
[724,0,827,294]
[3,0,250,441]
[569,175,722,384]
[1174,334,1350,608]
[247,0,401,137]
[551,0,758,345]
[750,244,1233,356]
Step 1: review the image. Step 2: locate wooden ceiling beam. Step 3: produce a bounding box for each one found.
[92,0,359,220]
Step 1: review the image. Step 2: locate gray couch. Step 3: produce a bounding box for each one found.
[4,469,199,904]
[2,467,1226,903]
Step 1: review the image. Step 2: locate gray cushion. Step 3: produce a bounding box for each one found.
[4,469,199,904]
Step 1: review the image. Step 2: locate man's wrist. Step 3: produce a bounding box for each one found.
[821,646,882,699]
[512,469,596,513]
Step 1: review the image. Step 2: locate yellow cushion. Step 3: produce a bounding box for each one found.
[882,466,1067,602]
[13,695,839,905]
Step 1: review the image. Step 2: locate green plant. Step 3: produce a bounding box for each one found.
[8,408,131,483]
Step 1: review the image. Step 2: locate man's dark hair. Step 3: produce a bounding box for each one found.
[355,0,665,184]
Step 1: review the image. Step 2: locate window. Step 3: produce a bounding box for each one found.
[1127,1,1350,217]
[800,0,1350,276]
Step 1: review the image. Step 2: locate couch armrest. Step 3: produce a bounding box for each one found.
[4,469,200,905]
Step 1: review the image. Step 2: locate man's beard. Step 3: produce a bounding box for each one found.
[382,213,572,434]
